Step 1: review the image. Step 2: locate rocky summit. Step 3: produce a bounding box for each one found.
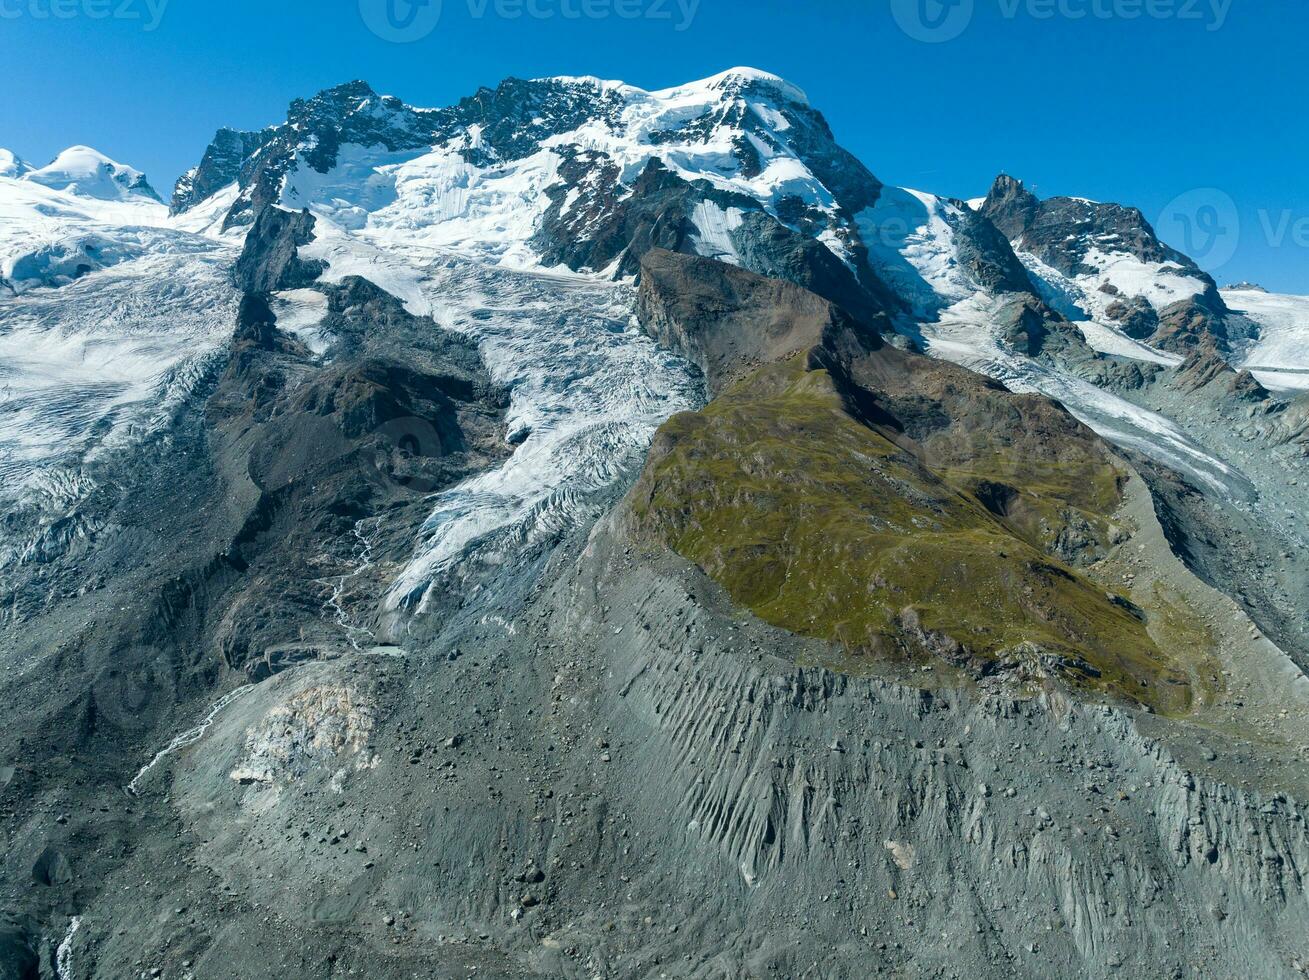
[1,68,1308,979]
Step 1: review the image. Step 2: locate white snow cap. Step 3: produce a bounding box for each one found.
[545,67,810,106]
[0,148,30,179]
[654,67,810,105]
[24,145,158,201]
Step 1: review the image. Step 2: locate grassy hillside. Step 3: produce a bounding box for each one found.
[632,357,1199,713]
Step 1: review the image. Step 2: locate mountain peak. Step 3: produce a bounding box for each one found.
[655,67,810,106]
[981,172,1041,240]
[540,67,810,106]
[24,145,161,202]
[0,148,30,179]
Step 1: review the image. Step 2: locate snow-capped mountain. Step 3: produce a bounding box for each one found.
[7,68,1301,598]
[0,146,238,523]
[159,68,1309,628]
[4,67,1309,980]
[22,145,161,202]
[172,70,895,320]
[0,145,182,293]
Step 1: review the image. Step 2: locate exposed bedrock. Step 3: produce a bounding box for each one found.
[231,205,328,294]
[0,209,509,976]
[535,510,1309,979]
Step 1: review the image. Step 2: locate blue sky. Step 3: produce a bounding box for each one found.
[2,0,1305,291]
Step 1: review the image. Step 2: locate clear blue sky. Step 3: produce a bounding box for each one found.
[2,0,1305,291]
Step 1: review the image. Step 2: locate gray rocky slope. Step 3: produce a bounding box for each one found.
[3,72,1309,979]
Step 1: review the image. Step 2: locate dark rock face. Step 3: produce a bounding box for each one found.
[1155,294,1232,350]
[637,247,882,394]
[204,273,508,672]
[982,174,1190,275]
[953,204,1039,296]
[995,294,1067,356]
[231,206,326,294]
[980,174,1041,241]
[731,208,900,327]
[1167,339,1286,416]
[934,201,1092,361]
[1105,294,1160,339]
[0,202,508,968]
[981,174,1236,352]
[170,127,272,214]
[443,76,627,166]
[532,157,705,275]
[0,915,38,980]
[534,159,897,330]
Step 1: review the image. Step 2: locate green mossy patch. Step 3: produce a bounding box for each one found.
[633,358,1198,713]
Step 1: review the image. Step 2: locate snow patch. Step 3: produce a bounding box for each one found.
[1075,319,1181,367]
[689,201,746,265]
[1224,288,1309,392]
[270,288,331,355]
[858,187,972,319]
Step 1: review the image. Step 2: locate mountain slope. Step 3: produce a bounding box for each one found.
[1,68,1308,980]
[633,249,1210,713]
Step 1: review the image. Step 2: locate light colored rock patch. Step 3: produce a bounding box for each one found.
[884,839,917,871]
[230,684,376,789]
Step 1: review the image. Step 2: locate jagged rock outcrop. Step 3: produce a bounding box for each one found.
[982,174,1197,276]
[636,247,881,393]
[170,127,272,214]
[980,174,1237,353]
[953,202,1041,296]
[231,205,326,294]
[1104,293,1160,339]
